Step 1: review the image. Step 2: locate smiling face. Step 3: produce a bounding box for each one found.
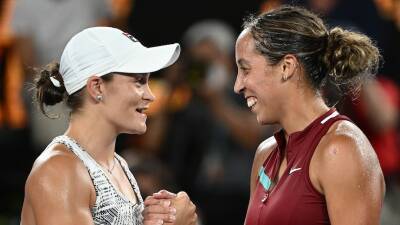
[234,30,287,125]
[100,73,155,135]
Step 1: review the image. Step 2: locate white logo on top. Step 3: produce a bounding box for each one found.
[289,167,302,175]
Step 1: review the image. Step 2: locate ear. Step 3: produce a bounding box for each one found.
[86,76,104,102]
[280,54,298,81]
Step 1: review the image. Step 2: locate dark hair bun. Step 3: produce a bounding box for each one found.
[33,62,66,117]
[324,27,380,94]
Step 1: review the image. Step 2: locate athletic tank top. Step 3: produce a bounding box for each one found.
[47,135,144,225]
[245,108,350,225]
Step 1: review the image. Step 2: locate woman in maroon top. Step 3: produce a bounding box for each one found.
[234,6,385,225]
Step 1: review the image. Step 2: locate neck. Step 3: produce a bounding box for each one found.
[65,110,117,166]
[279,89,330,136]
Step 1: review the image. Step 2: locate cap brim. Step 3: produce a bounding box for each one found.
[115,43,180,74]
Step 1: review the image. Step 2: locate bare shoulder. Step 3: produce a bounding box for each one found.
[314,120,384,195]
[25,143,92,202]
[309,115,385,224]
[317,120,381,170]
[250,136,277,196]
[22,143,95,224]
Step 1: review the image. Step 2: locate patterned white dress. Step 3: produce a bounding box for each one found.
[47,135,144,225]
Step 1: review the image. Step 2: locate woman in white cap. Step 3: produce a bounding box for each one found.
[20,27,197,225]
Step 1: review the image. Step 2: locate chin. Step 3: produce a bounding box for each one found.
[134,125,147,135]
[257,113,275,125]
[256,111,266,124]
[123,124,147,135]
[257,118,271,125]
[136,128,147,135]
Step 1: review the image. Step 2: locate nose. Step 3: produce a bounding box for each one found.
[144,84,156,102]
[234,73,244,94]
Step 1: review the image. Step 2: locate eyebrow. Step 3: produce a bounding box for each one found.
[132,73,150,81]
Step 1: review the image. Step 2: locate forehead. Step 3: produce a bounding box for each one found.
[235,29,264,66]
[236,29,255,51]
[235,30,259,59]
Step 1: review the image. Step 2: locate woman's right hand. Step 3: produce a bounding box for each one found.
[143,191,176,225]
[143,190,197,225]
[169,191,197,225]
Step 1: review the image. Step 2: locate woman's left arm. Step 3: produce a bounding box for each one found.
[316,122,385,225]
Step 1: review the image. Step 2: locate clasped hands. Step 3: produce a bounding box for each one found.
[143,190,197,225]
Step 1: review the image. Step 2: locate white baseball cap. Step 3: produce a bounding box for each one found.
[60,27,180,95]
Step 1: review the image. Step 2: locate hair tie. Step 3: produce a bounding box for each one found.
[50,76,61,87]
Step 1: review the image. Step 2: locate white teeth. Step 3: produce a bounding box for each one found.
[136,107,148,113]
[247,97,257,108]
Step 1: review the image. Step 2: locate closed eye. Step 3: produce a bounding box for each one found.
[132,74,149,85]
[135,77,148,85]
[240,67,250,75]
[237,59,251,74]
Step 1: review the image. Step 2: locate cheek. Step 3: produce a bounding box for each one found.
[246,73,269,95]
[124,87,143,106]
[251,75,281,107]
[106,91,139,116]
[131,89,144,106]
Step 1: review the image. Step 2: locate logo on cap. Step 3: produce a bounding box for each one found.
[122,32,139,43]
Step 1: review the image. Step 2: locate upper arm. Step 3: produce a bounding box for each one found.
[249,137,276,197]
[25,152,94,225]
[317,123,385,225]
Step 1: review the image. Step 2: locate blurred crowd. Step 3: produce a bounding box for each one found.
[0,0,399,225]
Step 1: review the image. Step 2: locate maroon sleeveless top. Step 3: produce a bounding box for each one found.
[245,108,350,225]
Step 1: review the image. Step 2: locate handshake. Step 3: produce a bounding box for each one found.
[143,190,198,225]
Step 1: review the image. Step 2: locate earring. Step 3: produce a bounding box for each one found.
[282,74,288,81]
[96,95,103,101]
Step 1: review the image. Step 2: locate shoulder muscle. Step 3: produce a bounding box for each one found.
[25,145,94,225]
[315,121,384,225]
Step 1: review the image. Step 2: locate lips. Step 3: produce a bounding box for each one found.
[136,108,147,114]
[136,106,149,115]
